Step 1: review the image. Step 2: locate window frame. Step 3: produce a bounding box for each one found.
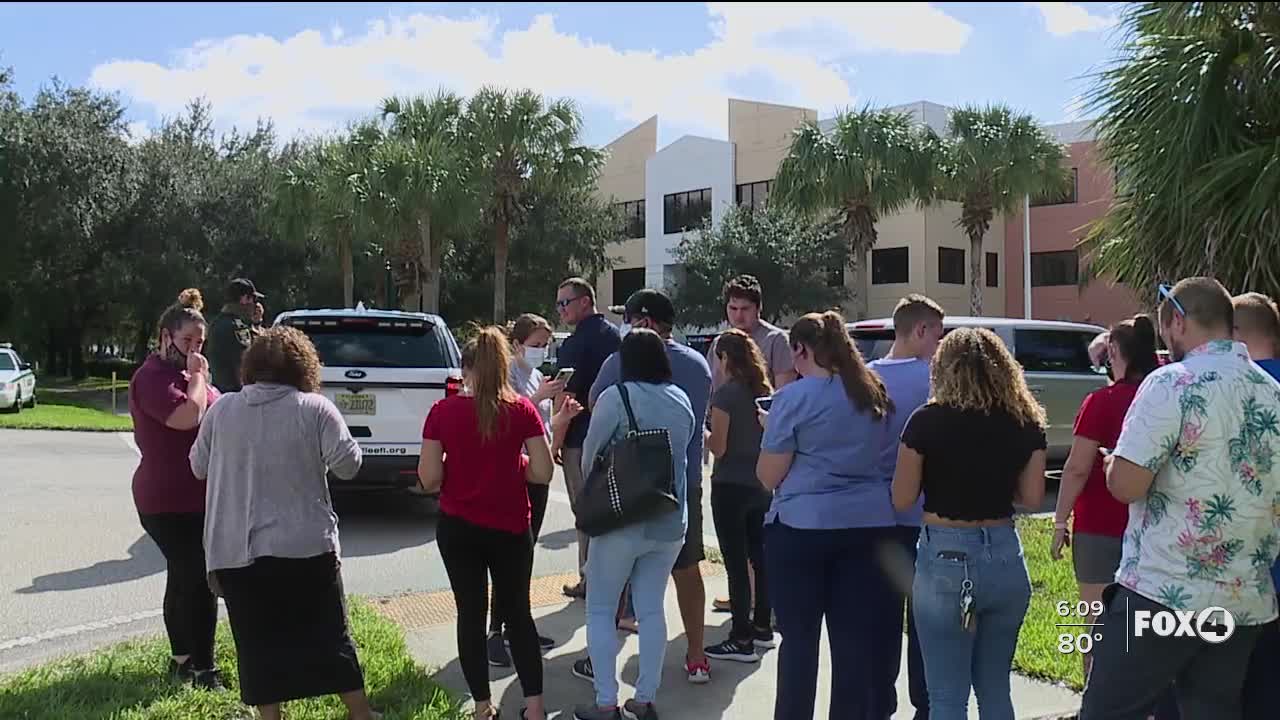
[938,247,966,285]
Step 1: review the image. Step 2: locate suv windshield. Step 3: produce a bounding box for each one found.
[284,318,455,368]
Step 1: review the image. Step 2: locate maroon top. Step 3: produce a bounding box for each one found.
[129,354,220,515]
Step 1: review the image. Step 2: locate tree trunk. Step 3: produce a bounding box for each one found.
[340,233,354,308]
[960,201,993,316]
[493,218,509,323]
[417,213,444,314]
[969,231,984,316]
[844,207,877,320]
[69,325,86,380]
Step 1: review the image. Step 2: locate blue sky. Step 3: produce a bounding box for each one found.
[0,2,1125,147]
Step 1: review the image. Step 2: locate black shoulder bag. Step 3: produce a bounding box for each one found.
[574,383,679,537]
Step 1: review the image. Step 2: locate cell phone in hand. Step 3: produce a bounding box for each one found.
[554,368,575,384]
[755,396,773,413]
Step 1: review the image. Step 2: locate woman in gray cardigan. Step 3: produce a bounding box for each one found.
[190,326,380,720]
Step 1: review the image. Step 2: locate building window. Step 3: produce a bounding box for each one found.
[616,200,645,239]
[735,180,772,211]
[871,247,909,285]
[1030,250,1079,287]
[611,268,645,306]
[663,188,712,234]
[938,247,965,285]
[1030,167,1079,207]
[985,253,999,288]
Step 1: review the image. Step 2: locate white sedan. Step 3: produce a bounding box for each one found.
[0,345,37,412]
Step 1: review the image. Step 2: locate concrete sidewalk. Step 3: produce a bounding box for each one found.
[400,570,1081,719]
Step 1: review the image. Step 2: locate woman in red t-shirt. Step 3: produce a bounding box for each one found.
[1051,314,1158,678]
[418,326,578,720]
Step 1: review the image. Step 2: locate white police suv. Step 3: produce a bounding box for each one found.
[275,305,462,494]
[0,344,37,413]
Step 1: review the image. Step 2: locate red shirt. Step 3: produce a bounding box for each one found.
[1071,382,1138,537]
[422,394,546,534]
[129,354,221,515]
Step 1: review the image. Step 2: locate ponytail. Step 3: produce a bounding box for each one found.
[461,326,517,438]
[790,310,893,419]
[1111,313,1159,384]
[157,288,206,342]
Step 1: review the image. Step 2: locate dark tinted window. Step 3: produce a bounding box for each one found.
[986,253,999,287]
[1014,329,1096,374]
[0,354,14,371]
[939,247,965,284]
[612,267,645,306]
[735,180,772,211]
[663,188,711,234]
[285,318,456,368]
[1031,250,1079,287]
[872,247,909,285]
[617,200,645,239]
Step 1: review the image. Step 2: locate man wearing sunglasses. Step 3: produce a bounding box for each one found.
[554,277,623,600]
[1080,277,1280,720]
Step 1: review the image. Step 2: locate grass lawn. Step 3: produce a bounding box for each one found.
[0,403,132,432]
[1014,516,1086,690]
[43,376,130,392]
[0,601,464,720]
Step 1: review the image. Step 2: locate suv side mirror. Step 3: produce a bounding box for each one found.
[20,362,31,371]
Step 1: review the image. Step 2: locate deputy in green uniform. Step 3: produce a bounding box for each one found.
[207,278,264,393]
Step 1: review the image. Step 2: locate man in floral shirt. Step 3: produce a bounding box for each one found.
[1080,277,1280,720]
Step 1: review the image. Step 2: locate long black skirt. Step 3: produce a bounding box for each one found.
[216,552,364,706]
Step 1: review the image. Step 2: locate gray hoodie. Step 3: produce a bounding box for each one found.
[191,383,361,572]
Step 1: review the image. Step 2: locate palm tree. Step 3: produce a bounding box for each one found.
[1081,2,1280,295]
[773,108,926,320]
[376,92,472,313]
[931,105,1068,315]
[274,126,379,308]
[462,87,604,322]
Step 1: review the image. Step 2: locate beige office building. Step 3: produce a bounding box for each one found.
[591,99,1007,324]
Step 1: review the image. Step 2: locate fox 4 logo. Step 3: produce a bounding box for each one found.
[1133,606,1236,643]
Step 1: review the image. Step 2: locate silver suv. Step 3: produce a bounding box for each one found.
[849,316,1107,465]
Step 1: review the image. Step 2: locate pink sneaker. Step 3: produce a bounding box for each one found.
[685,657,710,684]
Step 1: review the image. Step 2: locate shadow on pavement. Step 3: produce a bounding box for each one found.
[427,597,764,719]
[333,493,439,558]
[16,534,164,594]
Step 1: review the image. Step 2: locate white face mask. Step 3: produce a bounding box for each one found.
[523,346,547,367]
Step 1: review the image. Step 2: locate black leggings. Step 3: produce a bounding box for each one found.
[710,482,772,639]
[139,512,218,669]
[490,483,549,634]
[437,512,542,701]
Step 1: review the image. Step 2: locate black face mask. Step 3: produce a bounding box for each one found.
[162,336,187,369]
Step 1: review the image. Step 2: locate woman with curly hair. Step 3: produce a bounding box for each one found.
[891,327,1048,720]
[190,326,380,720]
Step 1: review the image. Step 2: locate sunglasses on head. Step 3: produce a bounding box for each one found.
[1158,283,1187,317]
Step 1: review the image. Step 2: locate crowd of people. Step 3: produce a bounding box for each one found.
[125,270,1280,720]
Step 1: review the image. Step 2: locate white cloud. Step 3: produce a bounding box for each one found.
[125,121,152,145]
[1026,2,1117,36]
[89,3,971,143]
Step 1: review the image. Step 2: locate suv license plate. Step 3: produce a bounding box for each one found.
[336,393,376,416]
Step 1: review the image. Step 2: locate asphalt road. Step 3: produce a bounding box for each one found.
[0,428,1054,675]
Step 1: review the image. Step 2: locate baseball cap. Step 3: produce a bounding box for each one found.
[227,278,265,301]
[623,289,676,325]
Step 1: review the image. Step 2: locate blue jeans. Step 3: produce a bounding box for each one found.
[913,525,1031,720]
[764,522,895,720]
[584,523,682,707]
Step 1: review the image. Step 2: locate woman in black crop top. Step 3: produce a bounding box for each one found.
[890,327,1047,720]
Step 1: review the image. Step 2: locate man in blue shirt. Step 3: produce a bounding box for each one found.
[555,277,622,599]
[1233,291,1280,719]
[868,294,944,720]
[585,289,715,685]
